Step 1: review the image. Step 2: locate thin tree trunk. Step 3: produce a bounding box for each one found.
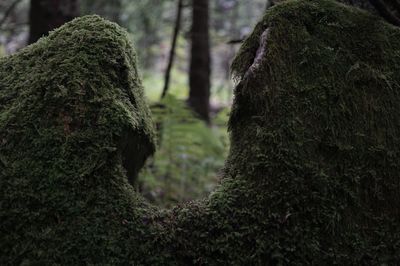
[0,0,23,29]
[28,0,80,44]
[161,0,184,99]
[188,0,211,122]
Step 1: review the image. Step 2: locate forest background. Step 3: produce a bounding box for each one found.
[1,0,399,206]
[0,0,270,207]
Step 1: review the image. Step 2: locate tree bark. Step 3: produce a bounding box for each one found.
[28,0,80,44]
[188,0,211,122]
[161,0,184,99]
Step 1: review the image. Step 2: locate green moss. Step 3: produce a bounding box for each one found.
[1,1,400,264]
[0,15,157,264]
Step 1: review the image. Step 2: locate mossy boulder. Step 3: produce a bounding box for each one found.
[1,0,399,264]
[0,16,156,264]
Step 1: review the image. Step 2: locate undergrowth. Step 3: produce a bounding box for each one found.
[139,95,229,207]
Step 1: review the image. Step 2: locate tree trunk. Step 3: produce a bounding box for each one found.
[0,0,23,29]
[28,0,80,44]
[188,0,211,122]
[161,0,184,99]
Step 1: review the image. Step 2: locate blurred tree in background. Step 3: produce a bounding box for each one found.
[0,0,29,54]
[161,0,184,99]
[188,0,211,122]
[28,0,80,44]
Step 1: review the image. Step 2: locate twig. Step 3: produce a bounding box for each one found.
[227,38,244,44]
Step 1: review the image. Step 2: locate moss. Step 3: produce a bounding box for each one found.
[0,15,157,264]
[1,0,400,264]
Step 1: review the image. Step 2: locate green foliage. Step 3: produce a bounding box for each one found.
[1,1,400,264]
[139,95,228,207]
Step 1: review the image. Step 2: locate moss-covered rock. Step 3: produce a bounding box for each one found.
[1,0,399,264]
[0,15,156,264]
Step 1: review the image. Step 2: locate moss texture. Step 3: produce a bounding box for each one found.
[1,0,400,264]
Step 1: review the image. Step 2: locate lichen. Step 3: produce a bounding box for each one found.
[1,0,399,264]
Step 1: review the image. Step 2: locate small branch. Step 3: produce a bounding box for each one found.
[369,0,400,26]
[227,38,244,44]
[0,0,23,29]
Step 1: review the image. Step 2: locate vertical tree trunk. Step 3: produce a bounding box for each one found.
[188,0,211,122]
[0,0,23,29]
[28,0,80,44]
[161,0,184,99]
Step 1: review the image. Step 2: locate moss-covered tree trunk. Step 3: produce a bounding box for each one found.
[188,0,211,122]
[28,0,80,44]
[1,0,400,264]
